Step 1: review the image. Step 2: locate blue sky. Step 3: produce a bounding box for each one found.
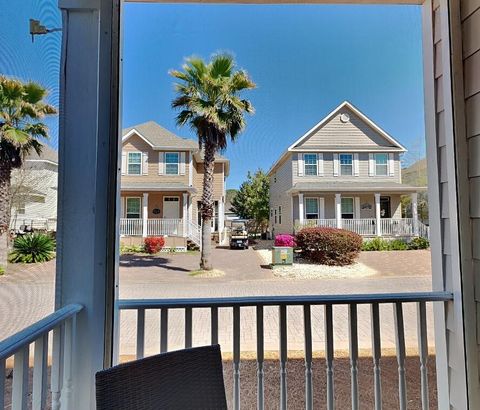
[1,2,425,189]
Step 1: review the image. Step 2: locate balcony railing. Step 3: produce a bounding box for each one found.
[295,218,429,238]
[117,291,451,410]
[0,304,83,409]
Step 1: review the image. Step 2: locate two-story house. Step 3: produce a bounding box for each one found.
[120,121,229,249]
[268,101,427,238]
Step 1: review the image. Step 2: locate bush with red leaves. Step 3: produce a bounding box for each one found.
[295,227,362,266]
[144,236,165,254]
[274,234,296,247]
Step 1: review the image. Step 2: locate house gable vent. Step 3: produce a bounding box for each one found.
[340,113,350,123]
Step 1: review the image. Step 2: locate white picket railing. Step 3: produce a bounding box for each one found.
[118,291,451,410]
[295,218,337,230]
[120,218,143,236]
[343,218,377,235]
[0,304,83,410]
[147,218,183,236]
[10,218,58,232]
[187,219,202,248]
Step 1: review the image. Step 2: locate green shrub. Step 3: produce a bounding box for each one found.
[0,266,4,275]
[9,233,56,263]
[120,244,144,255]
[389,239,409,250]
[408,237,430,250]
[361,237,391,251]
[295,227,362,266]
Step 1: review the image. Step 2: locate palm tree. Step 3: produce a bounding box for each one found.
[0,76,56,268]
[170,54,255,270]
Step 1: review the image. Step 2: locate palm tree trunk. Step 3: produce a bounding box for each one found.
[0,161,12,269]
[200,141,216,271]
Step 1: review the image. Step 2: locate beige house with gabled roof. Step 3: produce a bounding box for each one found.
[120,121,229,249]
[268,101,427,238]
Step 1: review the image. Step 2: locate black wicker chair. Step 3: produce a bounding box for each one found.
[96,345,227,410]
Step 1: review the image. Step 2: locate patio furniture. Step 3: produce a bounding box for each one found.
[95,344,227,410]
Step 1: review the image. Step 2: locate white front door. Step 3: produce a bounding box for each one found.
[163,196,180,219]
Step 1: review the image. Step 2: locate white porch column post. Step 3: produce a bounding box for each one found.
[298,193,304,224]
[374,193,382,236]
[56,0,120,408]
[335,193,342,229]
[142,193,148,237]
[182,193,188,237]
[218,199,225,232]
[411,192,419,236]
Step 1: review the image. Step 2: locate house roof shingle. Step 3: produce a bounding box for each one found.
[25,144,58,164]
[123,121,198,149]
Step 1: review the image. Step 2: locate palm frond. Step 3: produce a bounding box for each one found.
[209,54,234,79]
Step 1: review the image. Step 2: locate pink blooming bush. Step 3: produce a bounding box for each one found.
[274,234,296,247]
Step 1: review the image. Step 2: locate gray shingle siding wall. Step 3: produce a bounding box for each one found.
[269,157,293,235]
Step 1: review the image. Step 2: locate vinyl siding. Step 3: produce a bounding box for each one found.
[292,152,401,183]
[461,0,480,399]
[296,107,399,149]
[191,162,225,224]
[269,156,293,234]
[120,191,186,218]
[122,134,190,185]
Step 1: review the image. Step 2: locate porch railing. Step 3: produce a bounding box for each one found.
[147,218,183,236]
[118,291,452,410]
[120,218,143,236]
[0,304,83,410]
[295,218,429,238]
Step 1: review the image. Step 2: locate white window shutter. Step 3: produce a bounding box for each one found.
[333,153,339,176]
[298,153,304,176]
[388,153,395,176]
[369,154,375,176]
[142,152,148,175]
[319,197,325,219]
[158,152,164,175]
[353,153,360,176]
[317,153,324,176]
[121,152,126,175]
[355,197,361,218]
[180,152,186,175]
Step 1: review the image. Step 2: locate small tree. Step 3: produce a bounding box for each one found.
[230,169,269,234]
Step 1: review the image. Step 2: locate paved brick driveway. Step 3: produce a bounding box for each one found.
[0,248,433,356]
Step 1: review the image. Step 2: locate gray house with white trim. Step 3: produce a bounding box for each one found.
[268,101,427,237]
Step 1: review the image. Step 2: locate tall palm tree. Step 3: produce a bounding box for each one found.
[0,76,56,268]
[170,54,255,270]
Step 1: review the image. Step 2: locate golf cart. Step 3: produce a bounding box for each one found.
[229,220,249,249]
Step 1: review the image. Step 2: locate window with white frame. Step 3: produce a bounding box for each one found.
[274,209,277,224]
[375,153,388,176]
[305,197,319,219]
[16,200,26,215]
[304,153,317,176]
[341,197,354,219]
[340,154,353,176]
[126,197,141,219]
[165,152,179,175]
[127,152,142,175]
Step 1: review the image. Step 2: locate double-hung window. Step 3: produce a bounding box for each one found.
[339,154,353,176]
[126,197,141,219]
[305,198,319,219]
[375,153,388,176]
[127,152,142,175]
[304,154,317,176]
[341,197,354,219]
[165,152,179,175]
[278,206,282,224]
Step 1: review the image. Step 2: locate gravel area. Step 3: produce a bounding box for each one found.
[256,249,377,279]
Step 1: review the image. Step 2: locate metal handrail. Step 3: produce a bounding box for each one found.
[0,303,83,360]
[118,291,452,310]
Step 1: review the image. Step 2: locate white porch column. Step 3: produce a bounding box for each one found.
[411,192,419,236]
[56,0,120,407]
[218,199,225,233]
[298,193,304,224]
[335,193,342,229]
[182,193,188,236]
[142,193,148,237]
[374,193,382,236]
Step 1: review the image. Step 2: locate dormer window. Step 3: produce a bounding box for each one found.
[127,152,142,175]
[339,154,353,175]
[375,153,388,176]
[304,154,317,176]
[165,152,179,175]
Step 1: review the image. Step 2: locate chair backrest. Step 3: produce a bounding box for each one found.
[96,345,227,410]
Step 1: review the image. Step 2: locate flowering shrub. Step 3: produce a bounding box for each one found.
[144,236,165,254]
[295,227,362,266]
[274,234,296,247]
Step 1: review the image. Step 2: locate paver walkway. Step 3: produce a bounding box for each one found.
[0,248,433,356]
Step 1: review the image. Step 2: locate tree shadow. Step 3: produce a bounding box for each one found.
[119,254,191,272]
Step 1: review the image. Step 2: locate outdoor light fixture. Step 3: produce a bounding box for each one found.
[29,19,61,42]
